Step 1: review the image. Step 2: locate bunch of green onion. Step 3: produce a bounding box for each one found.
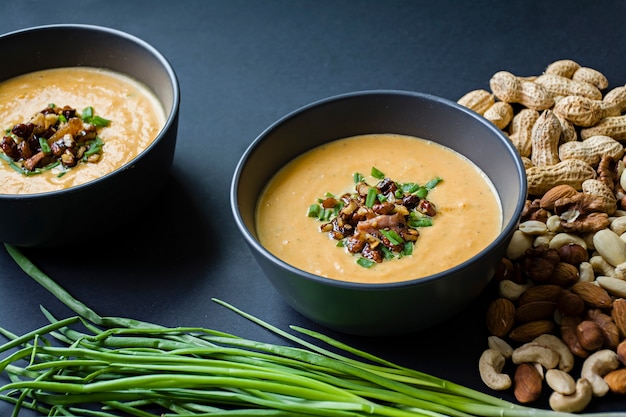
[0,244,622,417]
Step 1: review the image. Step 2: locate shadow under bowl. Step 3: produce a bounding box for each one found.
[0,24,180,247]
[231,90,527,336]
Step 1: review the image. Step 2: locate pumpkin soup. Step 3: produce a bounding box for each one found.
[0,67,165,194]
[255,134,502,283]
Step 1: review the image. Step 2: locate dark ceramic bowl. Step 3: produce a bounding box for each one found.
[0,24,179,247]
[231,90,527,336]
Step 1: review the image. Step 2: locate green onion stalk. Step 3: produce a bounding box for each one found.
[0,244,622,417]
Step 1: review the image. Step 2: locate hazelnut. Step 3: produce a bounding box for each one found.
[576,320,604,351]
[557,243,589,266]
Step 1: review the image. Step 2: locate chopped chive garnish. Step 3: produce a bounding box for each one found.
[39,137,51,154]
[379,229,404,246]
[307,204,321,218]
[336,240,345,247]
[416,186,428,198]
[425,176,443,189]
[365,187,377,208]
[380,245,395,260]
[353,172,365,183]
[81,106,94,120]
[356,257,375,268]
[58,114,67,123]
[370,166,385,179]
[377,193,387,202]
[83,137,104,157]
[402,241,414,256]
[409,217,433,228]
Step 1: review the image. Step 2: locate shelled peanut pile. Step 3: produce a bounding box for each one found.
[457,59,626,413]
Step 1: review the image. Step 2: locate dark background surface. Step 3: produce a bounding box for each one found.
[2,1,626,414]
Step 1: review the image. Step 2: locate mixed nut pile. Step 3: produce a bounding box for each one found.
[457,59,626,412]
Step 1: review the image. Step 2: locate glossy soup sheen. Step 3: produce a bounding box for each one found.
[0,67,166,194]
[256,134,502,284]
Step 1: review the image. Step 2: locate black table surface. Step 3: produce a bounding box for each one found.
[2,1,626,415]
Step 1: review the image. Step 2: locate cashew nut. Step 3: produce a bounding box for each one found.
[533,334,575,372]
[580,349,620,397]
[499,279,532,302]
[487,336,513,359]
[512,342,560,370]
[479,349,511,391]
[578,261,595,283]
[546,369,576,395]
[549,378,593,412]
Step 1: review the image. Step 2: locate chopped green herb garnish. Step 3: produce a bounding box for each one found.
[370,166,385,179]
[365,187,377,208]
[402,241,414,256]
[356,257,375,268]
[38,137,51,154]
[307,204,321,218]
[425,176,443,189]
[416,186,428,198]
[353,172,365,183]
[379,229,404,246]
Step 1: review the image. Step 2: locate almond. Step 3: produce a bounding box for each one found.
[556,290,586,316]
[486,298,516,338]
[509,320,555,343]
[604,368,626,395]
[539,184,579,211]
[518,284,563,305]
[514,363,543,403]
[515,301,556,323]
[546,262,579,287]
[571,281,613,308]
[612,298,626,338]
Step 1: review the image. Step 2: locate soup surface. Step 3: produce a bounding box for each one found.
[0,67,165,194]
[256,134,502,283]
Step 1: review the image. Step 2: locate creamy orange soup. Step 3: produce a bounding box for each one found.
[256,134,502,284]
[0,67,165,194]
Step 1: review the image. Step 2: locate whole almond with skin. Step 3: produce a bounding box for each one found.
[486,298,516,338]
[509,320,555,343]
[556,290,586,316]
[518,284,563,305]
[571,281,613,309]
[546,262,579,287]
[612,298,626,338]
[540,184,578,211]
[515,301,556,323]
[604,368,626,395]
[514,363,543,403]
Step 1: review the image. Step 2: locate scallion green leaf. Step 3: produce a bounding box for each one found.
[379,229,404,246]
[38,137,51,154]
[365,187,377,208]
[370,166,385,179]
[356,257,375,268]
[307,204,321,218]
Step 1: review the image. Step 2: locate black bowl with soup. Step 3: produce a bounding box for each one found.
[231,90,527,336]
[0,24,179,247]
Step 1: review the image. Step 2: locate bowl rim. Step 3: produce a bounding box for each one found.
[231,89,528,290]
[0,23,180,198]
